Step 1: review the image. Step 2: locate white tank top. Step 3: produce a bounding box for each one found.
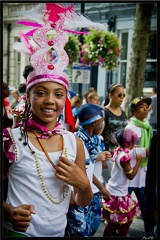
[4,127,77,237]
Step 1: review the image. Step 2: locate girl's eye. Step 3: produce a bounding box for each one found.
[56,93,64,98]
[37,91,45,96]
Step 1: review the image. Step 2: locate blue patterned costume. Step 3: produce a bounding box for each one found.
[65,126,105,237]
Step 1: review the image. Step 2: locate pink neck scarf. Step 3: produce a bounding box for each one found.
[20,118,67,139]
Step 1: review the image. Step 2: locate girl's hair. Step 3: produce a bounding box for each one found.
[71,96,82,107]
[104,83,123,106]
[115,128,138,148]
[11,90,20,96]
[18,83,26,94]
[19,100,33,151]
[87,92,99,103]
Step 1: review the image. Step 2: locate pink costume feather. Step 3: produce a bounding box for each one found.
[17,20,42,28]
[45,3,74,23]
[18,31,35,54]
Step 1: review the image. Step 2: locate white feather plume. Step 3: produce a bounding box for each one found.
[60,11,108,31]
[13,3,46,25]
[12,42,34,56]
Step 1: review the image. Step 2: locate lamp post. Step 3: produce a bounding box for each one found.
[106,16,116,88]
[78,3,85,97]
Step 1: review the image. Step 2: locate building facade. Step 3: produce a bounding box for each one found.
[3,2,157,100]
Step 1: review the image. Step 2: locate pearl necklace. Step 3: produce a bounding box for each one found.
[32,131,69,204]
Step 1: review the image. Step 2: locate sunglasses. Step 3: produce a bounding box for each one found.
[116,93,125,98]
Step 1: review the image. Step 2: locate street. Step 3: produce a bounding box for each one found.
[93,215,145,237]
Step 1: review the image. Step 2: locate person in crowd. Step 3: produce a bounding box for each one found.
[102,128,144,236]
[71,95,83,123]
[66,103,111,237]
[101,83,128,185]
[125,96,153,235]
[3,3,95,237]
[3,82,13,129]
[87,92,100,105]
[10,90,21,110]
[82,87,96,105]
[68,89,76,100]
[3,82,13,203]
[145,131,157,237]
[12,65,34,128]
[147,86,157,132]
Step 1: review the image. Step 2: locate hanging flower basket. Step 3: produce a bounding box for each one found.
[80,29,122,71]
[64,34,80,67]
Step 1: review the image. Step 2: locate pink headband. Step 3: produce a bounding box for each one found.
[26,74,69,91]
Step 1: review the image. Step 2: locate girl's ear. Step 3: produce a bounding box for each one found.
[92,121,97,127]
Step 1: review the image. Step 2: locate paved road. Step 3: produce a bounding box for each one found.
[93,215,145,237]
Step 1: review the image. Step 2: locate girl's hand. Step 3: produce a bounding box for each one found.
[9,204,35,232]
[104,151,112,160]
[55,156,89,190]
[96,151,111,162]
[96,152,107,162]
[100,188,111,201]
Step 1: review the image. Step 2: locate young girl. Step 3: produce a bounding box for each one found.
[66,103,111,237]
[2,3,99,237]
[102,128,144,236]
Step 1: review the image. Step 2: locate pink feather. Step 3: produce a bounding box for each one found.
[17,20,43,28]
[25,29,37,37]
[45,3,74,23]
[18,31,35,53]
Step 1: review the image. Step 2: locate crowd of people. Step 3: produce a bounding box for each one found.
[2,2,157,238]
[3,77,157,237]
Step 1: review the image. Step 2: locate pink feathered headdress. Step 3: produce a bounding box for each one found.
[12,3,107,91]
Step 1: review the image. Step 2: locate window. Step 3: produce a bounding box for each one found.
[119,30,157,87]
[119,32,128,87]
[16,52,21,86]
[145,30,157,86]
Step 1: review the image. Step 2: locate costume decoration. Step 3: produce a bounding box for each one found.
[12,3,107,91]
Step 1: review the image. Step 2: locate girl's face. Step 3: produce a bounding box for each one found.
[89,96,100,105]
[28,81,67,129]
[109,87,125,107]
[133,102,149,121]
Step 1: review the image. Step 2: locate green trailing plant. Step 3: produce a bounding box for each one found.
[64,34,80,67]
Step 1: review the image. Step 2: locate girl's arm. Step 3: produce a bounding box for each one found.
[120,154,143,180]
[55,136,93,207]
[93,174,111,200]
